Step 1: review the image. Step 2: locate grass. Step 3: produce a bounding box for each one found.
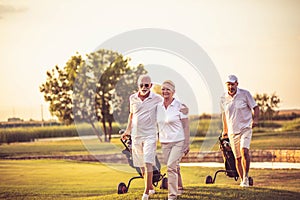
[1,128,300,158]
[1,119,300,199]
[251,130,300,150]
[0,160,299,200]
[0,118,300,200]
[0,138,125,158]
[280,118,300,131]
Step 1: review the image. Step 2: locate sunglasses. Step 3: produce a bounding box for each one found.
[139,83,150,88]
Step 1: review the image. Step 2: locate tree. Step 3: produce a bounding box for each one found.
[152,84,162,95]
[40,49,146,142]
[40,53,83,125]
[254,93,280,120]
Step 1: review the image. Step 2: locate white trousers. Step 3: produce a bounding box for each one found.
[161,140,184,199]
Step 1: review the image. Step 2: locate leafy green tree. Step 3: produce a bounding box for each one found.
[40,53,83,125]
[40,49,146,142]
[254,93,280,120]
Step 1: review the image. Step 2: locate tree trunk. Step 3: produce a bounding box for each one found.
[89,120,102,142]
[108,118,112,142]
[101,118,108,142]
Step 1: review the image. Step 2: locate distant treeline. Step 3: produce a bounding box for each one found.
[271,112,300,120]
[192,112,300,121]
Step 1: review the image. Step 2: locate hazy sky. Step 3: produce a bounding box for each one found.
[0,0,300,121]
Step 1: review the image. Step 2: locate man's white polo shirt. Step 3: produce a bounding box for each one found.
[157,98,188,143]
[220,88,257,134]
[130,92,163,138]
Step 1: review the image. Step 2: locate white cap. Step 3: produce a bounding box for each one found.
[226,75,238,83]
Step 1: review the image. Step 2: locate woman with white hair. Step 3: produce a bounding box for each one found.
[156,80,190,200]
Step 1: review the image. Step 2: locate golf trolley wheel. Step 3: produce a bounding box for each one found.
[249,177,254,186]
[117,182,127,194]
[205,175,213,184]
[160,177,168,189]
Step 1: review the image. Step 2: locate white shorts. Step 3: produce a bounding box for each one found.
[132,136,157,167]
[229,127,252,159]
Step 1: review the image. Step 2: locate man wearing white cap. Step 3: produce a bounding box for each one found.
[220,75,259,187]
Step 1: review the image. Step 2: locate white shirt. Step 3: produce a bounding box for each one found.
[156,98,188,143]
[130,92,163,138]
[220,88,257,134]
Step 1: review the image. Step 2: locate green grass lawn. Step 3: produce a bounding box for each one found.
[251,131,300,150]
[1,129,300,159]
[0,138,125,158]
[0,160,299,200]
[1,121,300,199]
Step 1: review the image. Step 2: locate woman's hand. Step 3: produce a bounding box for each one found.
[183,142,190,156]
[180,104,189,115]
[183,147,190,156]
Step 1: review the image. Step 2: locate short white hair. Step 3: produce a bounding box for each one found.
[137,74,151,84]
[162,80,175,92]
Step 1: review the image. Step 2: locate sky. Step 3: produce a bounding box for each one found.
[0,0,300,122]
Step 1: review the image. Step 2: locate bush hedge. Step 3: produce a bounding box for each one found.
[0,123,121,144]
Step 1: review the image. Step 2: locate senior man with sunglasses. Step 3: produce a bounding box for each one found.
[122,75,188,200]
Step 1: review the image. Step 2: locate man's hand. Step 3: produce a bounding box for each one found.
[252,106,259,128]
[121,130,131,140]
[252,118,259,128]
[222,132,228,138]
